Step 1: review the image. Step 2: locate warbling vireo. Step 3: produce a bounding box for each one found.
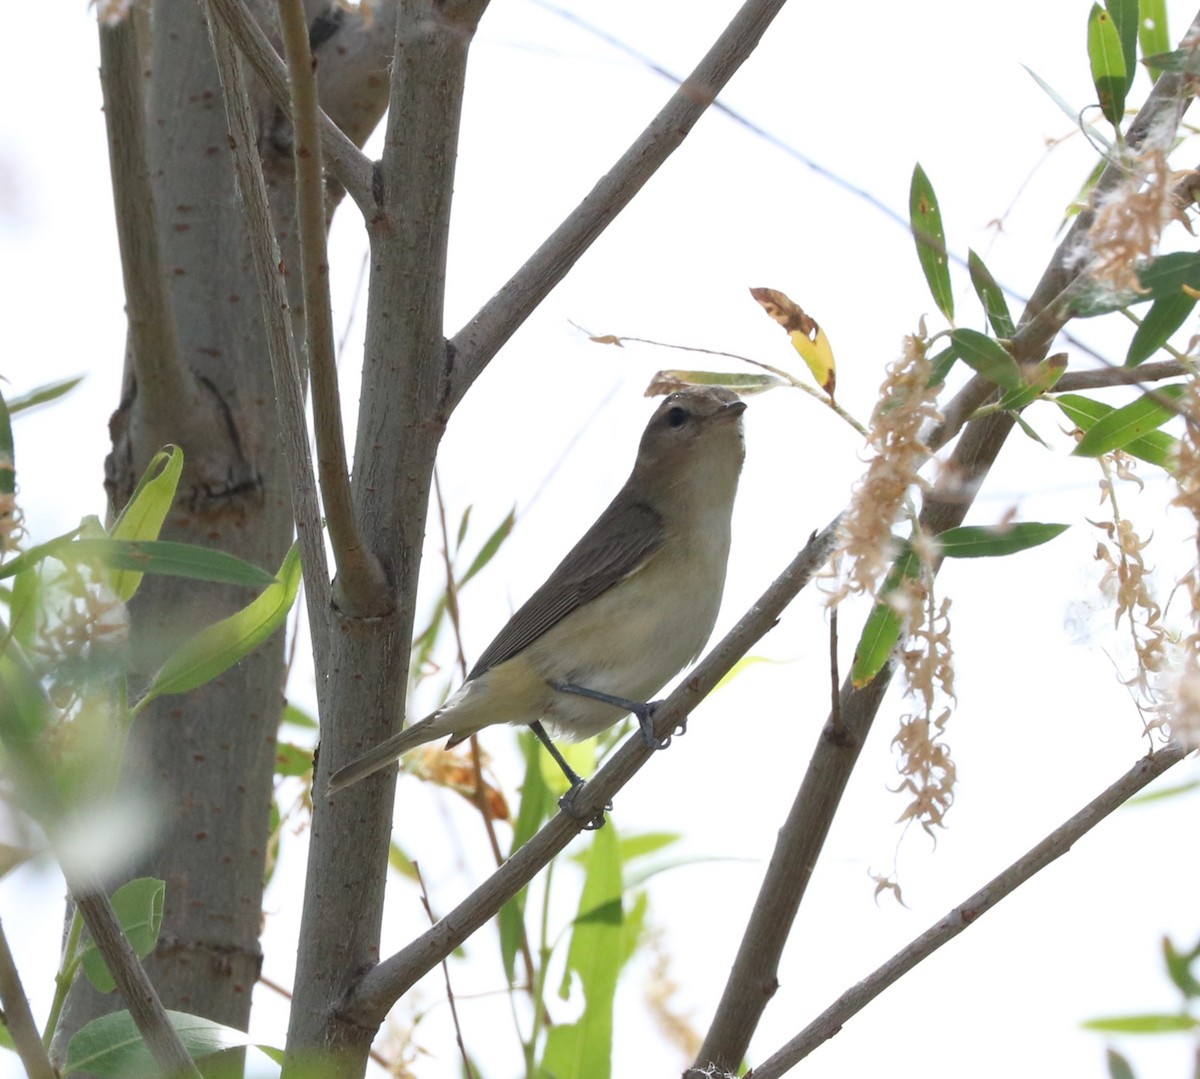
[326,386,746,804]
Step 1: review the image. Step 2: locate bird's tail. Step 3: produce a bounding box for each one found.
[324,714,445,794]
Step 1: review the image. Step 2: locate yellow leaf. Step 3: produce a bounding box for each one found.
[750,287,837,398]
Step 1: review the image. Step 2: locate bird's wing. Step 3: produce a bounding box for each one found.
[467,496,665,678]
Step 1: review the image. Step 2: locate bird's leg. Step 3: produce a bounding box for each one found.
[529,720,609,830]
[547,681,687,750]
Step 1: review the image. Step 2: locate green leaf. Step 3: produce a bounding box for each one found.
[1089,3,1128,126]
[1162,936,1200,998]
[1071,384,1185,456]
[926,345,958,388]
[1126,777,1200,804]
[1056,393,1179,469]
[851,545,921,687]
[136,544,301,709]
[1105,1048,1136,1079]
[1106,0,1139,93]
[1074,252,1200,317]
[910,164,954,321]
[649,370,788,395]
[0,525,83,581]
[62,539,276,589]
[1126,290,1195,366]
[948,329,1023,390]
[459,508,515,588]
[281,703,318,729]
[500,732,554,983]
[1012,412,1051,448]
[1023,66,1113,152]
[1083,1013,1199,1033]
[967,249,1016,338]
[1139,0,1169,74]
[996,354,1067,411]
[63,1009,273,1077]
[937,523,1069,558]
[0,390,13,499]
[273,741,314,778]
[109,447,184,601]
[6,376,84,414]
[80,879,165,993]
[542,824,622,1079]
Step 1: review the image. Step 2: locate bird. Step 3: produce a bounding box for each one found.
[325,386,746,816]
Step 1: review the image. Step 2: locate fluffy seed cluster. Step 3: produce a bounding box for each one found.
[1162,386,1200,748]
[829,334,942,604]
[1090,450,1169,734]
[891,575,957,835]
[1085,147,1180,296]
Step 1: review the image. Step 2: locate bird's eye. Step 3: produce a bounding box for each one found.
[666,406,688,428]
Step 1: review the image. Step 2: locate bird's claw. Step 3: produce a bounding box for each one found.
[559,781,610,830]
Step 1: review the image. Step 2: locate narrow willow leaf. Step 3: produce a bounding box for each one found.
[1082,1014,1199,1033]
[109,447,184,601]
[542,823,622,1079]
[926,345,958,387]
[272,742,313,778]
[80,878,165,993]
[1013,413,1051,448]
[7,376,84,414]
[910,164,954,320]
[1139,0,1171,77]
[0,390,13,500]
[1023,65,1113,152]
[997,354,1067,411]
[459,508,515,588]
[65,540,276,589]
[1071,384,1185,457]
[1105,0,1139,93]
[1126,290,1195,366]
[1077,252,1200,316]
[137,544,301,707]
[1105,1048,1136,1079]
[63,1009,272,1077]
[1056,393,1179,469]
[645,369,787,396]
[0,526,84,581]
[967,249,1016,338]
[948,329,1023,390]
[1089,3,1128,126]
[850,546,921,687]
[937,523,1069,558]
[500,733,552,983]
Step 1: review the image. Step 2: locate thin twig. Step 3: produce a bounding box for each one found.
[205,2,335,644]
[70,884,202,1078]
[0,917,55,1079]
[746,742,1187,1079]
[447,0,792,408]
[343,516,843,1025]
[414,863,477,1079]
[277,0,388,614]
[205,0,374,212]
[97,16,188,426]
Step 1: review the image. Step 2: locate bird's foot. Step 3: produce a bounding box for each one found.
[558,780,611,831]
[548,682,687,751]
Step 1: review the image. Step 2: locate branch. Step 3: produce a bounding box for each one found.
[0,918,55,1079]
[341,516,843,1025]
[747,742,1186,1079]
[931,25,1200,452]
[69,884,202,1078]
[204,2,334,643]
[446,0,791,408]
[1054,358,1188,392]
[97,16,189,426]
[205,0,374,212]
[691,35,1200,1068]
[277,0,388,614]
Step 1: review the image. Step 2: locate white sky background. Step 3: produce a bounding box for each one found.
[3,1,1200,1077]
